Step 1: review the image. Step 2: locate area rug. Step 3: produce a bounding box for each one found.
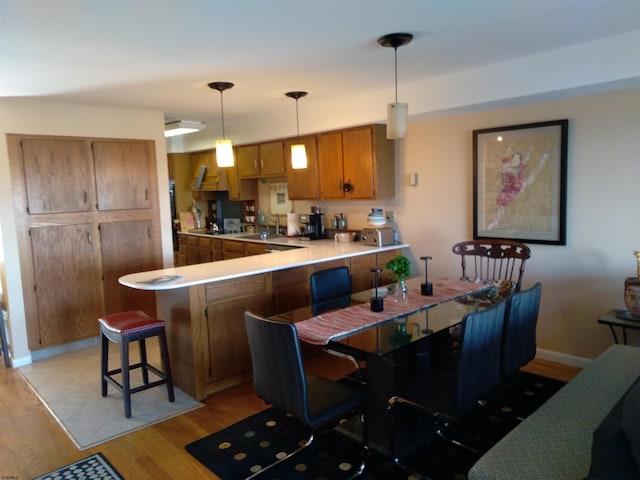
[19,343,202,450]
[186,372,566,480]
[33,452,123,480]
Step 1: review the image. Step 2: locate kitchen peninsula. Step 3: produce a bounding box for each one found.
[120,238,407,400]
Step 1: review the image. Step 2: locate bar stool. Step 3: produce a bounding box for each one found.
[99,310,175,418]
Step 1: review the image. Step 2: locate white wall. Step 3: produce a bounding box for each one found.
[296,88,640,362]
[0,99,172,365]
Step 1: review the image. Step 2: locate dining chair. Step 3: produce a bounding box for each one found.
[310,265,352,314]
[244,311,368,479]
[480,282,543,421]
[452,239,531,292]
[309,266,364,379]
[387,301,506,474]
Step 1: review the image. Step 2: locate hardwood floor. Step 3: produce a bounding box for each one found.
[0,353,581,480]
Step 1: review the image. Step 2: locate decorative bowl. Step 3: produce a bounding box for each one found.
[335,232,356,243]
[367,215,386,226]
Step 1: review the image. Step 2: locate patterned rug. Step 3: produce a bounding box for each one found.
[33,453,123,480]
[186,372,566,479]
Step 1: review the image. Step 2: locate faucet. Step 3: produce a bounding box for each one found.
[261,213,281,236]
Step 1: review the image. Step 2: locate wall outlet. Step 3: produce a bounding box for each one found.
[385,210,396,223]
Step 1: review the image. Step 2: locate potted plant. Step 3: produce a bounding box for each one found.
[386,255,412,303]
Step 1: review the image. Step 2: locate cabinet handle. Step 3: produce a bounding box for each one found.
[145,189,149,201]
[254,159,258,169]
[83,191,88,203]
[260,158,264,169]
[87,232,92,245]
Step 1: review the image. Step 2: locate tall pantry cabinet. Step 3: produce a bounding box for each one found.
[8,134,162,351]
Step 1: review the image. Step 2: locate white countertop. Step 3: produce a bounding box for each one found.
[120,239,408,291]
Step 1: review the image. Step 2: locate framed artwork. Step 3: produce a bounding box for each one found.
[473,119,568,245]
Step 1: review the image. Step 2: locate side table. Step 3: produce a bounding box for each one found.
[598,309,640,345]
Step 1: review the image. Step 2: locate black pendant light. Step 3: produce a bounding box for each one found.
[208,81,235,167]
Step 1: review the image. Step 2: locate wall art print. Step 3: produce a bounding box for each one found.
[473,119,568,245]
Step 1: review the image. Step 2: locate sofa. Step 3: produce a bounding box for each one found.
[468,344,640,480]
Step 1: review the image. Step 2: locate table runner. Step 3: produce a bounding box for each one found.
[295,279,490,345]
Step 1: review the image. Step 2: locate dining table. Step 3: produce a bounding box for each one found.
[271,276,493,453]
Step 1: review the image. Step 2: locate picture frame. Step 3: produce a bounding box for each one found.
[473,119,568,245]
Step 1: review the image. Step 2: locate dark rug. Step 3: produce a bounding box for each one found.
[186,372,566,480]
[33,452,123,480]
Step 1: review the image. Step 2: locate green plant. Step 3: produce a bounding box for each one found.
[385,254,411,281]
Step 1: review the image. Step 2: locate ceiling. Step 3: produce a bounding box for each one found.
[2,0,640,144]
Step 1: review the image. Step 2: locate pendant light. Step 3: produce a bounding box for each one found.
[208,81,235,167]
[285,91,308,169]
[377,32,413,139]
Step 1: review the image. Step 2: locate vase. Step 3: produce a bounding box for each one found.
[625,277,640,319]
[394,279,408,304]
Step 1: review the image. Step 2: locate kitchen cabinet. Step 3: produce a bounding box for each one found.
[285,135,320,200]
[273,265,313,313]
[227,161,259,201]
[202,275,273,383]
[350,248,400,293]
[93,141,151,210]
[237,141,286,178]
[8,134,162,351]
[222,239,245,259]
[30,223,104,347]
[244,242,267,256]
[177,235,188,266]
[190,149,229,191]
[317,124,394,200]
[212,238,223,261]
[20,138,92,214]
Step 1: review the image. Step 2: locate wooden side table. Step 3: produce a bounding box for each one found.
[598,309,640,345]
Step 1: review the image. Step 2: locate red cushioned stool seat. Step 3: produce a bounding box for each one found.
[99,310,174,418]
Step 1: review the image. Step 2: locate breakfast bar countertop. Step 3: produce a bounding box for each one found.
[119,240,409,291]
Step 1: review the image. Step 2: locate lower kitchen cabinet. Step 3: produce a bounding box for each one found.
[350,248,400,292]
[203,274,273,385]
[273,265,313,313]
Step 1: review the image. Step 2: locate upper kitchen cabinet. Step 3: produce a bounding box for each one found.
[318,124,394,200]
[20,138,92,214]
[93,141,152,210]
[190,149,228,191]
[237,141,286,178]
[285,135,319,200]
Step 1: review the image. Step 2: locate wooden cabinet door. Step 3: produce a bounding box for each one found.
[199,237,213,263]
[244,243,267,256]
[285,135,320,199]
[187,236,200,264]
[236,145,260,178]
[30,224,103,347]
[317,131,345,199]
[273,265,312,313]
[21,138,92,214]
[259,141,285,176]
[342,127,375,199]
[223,240,245,259]
[100,220,158,316]
[93,141,151,210]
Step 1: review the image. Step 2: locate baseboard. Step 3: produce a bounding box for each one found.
[536,347,593,369]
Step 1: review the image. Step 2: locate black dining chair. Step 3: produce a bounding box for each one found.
[309,266,364,380]
[310,265,352,314]
[244,311,368,479]
[480,282,543,421]
[387,301,506,474]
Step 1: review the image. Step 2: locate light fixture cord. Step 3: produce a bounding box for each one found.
[295,99,300,137]
[394,46,399,103]
[219,91,226,139]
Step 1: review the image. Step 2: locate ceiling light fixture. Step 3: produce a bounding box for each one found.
[285,91,308,169]
[164,120,205,138]
[208,81,235,167]
[377,32,413,139]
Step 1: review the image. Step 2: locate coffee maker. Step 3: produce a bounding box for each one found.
[299,211,325,240]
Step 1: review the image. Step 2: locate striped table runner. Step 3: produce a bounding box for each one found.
[295,279,490,345]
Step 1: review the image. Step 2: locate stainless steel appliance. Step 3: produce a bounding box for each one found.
[361,226,394,246]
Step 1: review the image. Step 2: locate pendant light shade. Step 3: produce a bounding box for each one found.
[285,91,308,169]
[208,81,235,167]
[377,32,413,139]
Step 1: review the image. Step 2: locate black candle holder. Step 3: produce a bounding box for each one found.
[420,256,433,296]
[370,267,384,312]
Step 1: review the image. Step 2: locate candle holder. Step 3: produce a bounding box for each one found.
[420,256,433,296]
[370,268,384,312]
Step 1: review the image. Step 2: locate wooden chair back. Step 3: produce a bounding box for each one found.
[452,239,531,291]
